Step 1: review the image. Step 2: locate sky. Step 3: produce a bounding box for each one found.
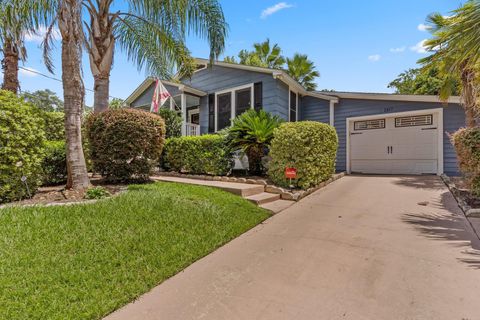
[3,0,464,106]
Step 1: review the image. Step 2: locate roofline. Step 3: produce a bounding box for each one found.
[194,58,339,102]
[321,92,461,104]
[125,77,206,105]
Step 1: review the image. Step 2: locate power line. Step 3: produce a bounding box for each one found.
[18,66,122,100]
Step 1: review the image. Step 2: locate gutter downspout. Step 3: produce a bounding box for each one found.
[329,100,335,126]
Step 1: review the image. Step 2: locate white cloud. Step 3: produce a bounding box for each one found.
[19,67,39,77]
[261,2,294,19]
[417,23,429,32]
[368,54,381,62]
[389,47,405,53]
[25,26,61,43]
[410,39,428,53]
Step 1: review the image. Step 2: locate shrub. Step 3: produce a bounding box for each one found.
[42,141,67,185]
[86,108,165,182]
[158,108,182,138]
[228,109,283,175]
[39,111,64,140]
[163,135,234,176]
[0,90,45,203]
[268,121,338,189]
[451,127,480,196]
[84,186,111,199]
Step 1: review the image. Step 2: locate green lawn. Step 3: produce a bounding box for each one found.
[0,182,269,319]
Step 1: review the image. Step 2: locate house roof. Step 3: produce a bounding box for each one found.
[193,58,339,102]
[318,91,461,104]
[125,77,207,105]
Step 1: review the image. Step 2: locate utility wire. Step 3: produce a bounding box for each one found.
[18,66,122,100]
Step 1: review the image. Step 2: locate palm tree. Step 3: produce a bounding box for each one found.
[81,0,227,113]
[0,0,35,93]
[420,2,480,127]
[238,39,285,69]
[229,109,283,175]
[286,53,320,91]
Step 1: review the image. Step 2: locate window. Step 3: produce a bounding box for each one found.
[208,94,215,133]
[214,83,254,131]
[289,91,297,122]
[217,92,232,131]
[354,119,385,130]
[395,114,433,127]
[235,87,252,116]
[254,82,263,111]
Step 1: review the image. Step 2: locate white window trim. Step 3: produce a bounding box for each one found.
[214,83,254,132]
[345,108,444,175]
[288,88,299,122]
[187,108,200,123]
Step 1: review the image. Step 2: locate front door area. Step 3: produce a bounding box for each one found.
[349,111,441,175]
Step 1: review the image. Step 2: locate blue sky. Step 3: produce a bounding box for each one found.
[5,0,462,106]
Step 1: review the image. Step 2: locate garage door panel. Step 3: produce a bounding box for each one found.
[349,113,439,175]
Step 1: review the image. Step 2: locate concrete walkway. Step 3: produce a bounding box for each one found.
[106,175,480,320]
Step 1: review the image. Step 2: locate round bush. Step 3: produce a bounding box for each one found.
[268,121,338,189]
[163,135,234,176]
[0,90,46,203]
[42,140,67,185]
[451,127,480,196]
[86,108,165,182]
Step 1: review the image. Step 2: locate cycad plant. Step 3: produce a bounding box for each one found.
[229,109,283,175]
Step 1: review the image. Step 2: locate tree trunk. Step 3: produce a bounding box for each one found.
[93,76,110,112]
[59,0,90,190]
[86,2,115,113]
[247,145,265,176]
[1,38,19,94]
[460,64,479,127]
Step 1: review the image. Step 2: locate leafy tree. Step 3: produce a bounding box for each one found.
[109,98,124,109]
[22,89,64,112]
[388,66,460,96]
[419,2,480,127]
[286,53,320,91]
[236,39,285,69]
[223,56,237,64]
[229,109,283,175]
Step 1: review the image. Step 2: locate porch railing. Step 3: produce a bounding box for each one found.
[184,122,201,136]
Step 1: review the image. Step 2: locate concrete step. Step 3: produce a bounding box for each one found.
[152,176,264,197]
[260,199,295,214]
[245,192,280,205]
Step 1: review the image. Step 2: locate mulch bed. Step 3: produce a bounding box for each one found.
[2,175,128,208]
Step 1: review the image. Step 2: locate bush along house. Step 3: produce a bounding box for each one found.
[125,58,464,176]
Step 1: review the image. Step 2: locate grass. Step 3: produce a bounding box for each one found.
[0,182,269,319]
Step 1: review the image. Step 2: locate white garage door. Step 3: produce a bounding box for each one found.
[349,113,439,174]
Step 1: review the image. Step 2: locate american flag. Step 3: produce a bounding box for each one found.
[150,79,172,113]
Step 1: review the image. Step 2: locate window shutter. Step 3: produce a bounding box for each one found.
[254,82,263,111]
[208,93,215,133]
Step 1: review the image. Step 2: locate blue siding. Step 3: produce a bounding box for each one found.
[332,99,465,175]
[130,83,181,108]
[300,96,330,123]
[182,65,289,132]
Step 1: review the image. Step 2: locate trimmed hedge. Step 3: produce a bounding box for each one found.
[39,111,64,141]
[451,127,480,196]
[86,108,165,182]
[0,90,45,203]
[42,141,67,185]
[158,108,182,138]
[163,135,234,176]
[268,121,338,189]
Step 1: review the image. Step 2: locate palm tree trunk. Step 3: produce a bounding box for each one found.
[86,2,115,113]
[1,38,19,94]
[59,0,90,190]
[93,76,110,112]
[460,66,478,127]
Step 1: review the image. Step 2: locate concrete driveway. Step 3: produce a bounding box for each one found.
[106,175,480,320]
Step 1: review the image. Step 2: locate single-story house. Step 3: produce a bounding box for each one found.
[125,58,464,176]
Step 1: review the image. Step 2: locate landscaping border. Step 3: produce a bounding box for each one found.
[154,172,346,201]
[441,174,480,217]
